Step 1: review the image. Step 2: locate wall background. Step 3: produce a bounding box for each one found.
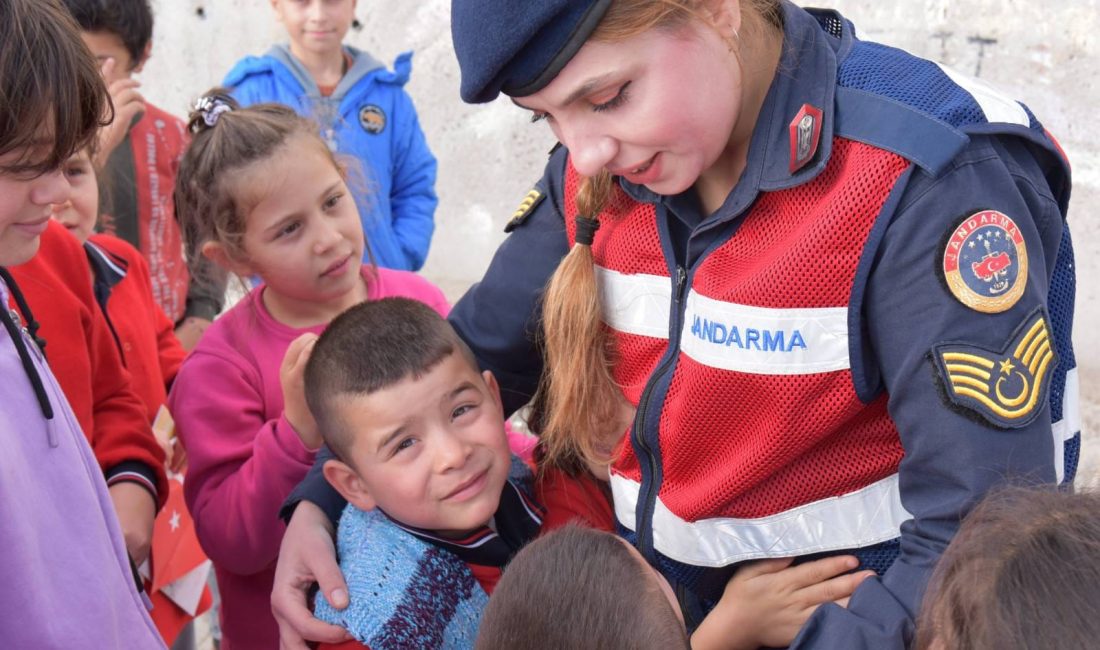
[145,0,1098,483]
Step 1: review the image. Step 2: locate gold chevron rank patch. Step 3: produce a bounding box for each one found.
[505,187,545,233]
[932,308,1057,428]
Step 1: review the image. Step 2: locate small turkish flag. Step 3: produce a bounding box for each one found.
[147,474,213,645]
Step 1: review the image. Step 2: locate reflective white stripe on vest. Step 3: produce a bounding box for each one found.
[611,473,912,567]
[596,266,672,338]
[1053,366,1080,484]
[935,63,1030,127]
[680,291,850,375]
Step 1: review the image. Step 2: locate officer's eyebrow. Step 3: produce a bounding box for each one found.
[511,72,617,111]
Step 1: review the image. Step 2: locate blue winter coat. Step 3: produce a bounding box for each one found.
[224,45,438,271]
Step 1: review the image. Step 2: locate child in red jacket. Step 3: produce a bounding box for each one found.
[50,146,212,646]
[9,219,167,564]
[51,147,187,462]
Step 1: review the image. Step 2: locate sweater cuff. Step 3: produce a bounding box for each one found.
[105,460,160,504]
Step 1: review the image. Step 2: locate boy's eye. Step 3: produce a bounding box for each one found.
[452,404,475,420]
[395,437,417,453]
[591,82,632,114]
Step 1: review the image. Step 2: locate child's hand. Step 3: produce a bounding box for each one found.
[94,57,146,167]
[108,481,157,566]
[690,555,874,650]
[281,333,321,449]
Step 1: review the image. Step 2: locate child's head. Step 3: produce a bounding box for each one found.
[50,149,100,243]
[0,0,109,267]
[476,525,689,649]
[60,0,154,84]
[916,486,1100,650]
[306,297,512,537]
[175,90,365,308]
[270,0,357,61]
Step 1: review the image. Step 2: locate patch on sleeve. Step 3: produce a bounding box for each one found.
[504,187,545,233]
[942,210,1028,313]
[932,307,1057,428]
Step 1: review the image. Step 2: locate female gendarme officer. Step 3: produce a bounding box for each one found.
[273,0,1077,647]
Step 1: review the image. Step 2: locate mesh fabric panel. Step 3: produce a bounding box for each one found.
[659,356,903,518]
[1063,433,1081,487]
[839,42,987,128]
[692,139,909,308]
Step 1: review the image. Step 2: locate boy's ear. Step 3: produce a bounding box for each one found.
[323,458,377,512]
[201,240,253,278]
[133,41,152,72]
[481,370,503,415]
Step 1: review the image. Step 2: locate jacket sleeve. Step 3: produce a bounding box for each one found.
[12,226,169,508]
[387,89,438,271]
[792,135,1070,648]
[156,302,187,388]
[127,246,187,387]
[85,281,168,506]
[170,349,316,575]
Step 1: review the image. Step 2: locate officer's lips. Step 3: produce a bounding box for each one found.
[613,153,661,185]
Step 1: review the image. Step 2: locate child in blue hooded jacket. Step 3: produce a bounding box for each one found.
[223,0,438,272]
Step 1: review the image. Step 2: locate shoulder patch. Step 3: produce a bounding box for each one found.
[942,210,1028,313]
[932,308,1056,428]
[504,187,545,233]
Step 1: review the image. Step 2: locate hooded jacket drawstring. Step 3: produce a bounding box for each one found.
[0,268,53,419]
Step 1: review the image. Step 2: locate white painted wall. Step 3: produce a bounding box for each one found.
[144,0,1099,482]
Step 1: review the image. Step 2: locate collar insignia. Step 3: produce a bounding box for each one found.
[788,103,823,174]
[933,308,1056,428]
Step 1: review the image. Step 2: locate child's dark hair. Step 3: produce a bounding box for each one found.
[304,298,477,462]
[174,89,345,292]
[60,0,153,66]
[0,0,111,177]
[916,486,1100,650]
[476,525,689,650]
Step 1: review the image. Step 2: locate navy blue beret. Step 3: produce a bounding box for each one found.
[452,0,614,103]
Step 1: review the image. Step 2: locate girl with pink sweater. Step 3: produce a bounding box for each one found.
[168,92,449,650]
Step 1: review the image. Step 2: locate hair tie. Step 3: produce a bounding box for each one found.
[194,94,234,128]
[575,216,600,246]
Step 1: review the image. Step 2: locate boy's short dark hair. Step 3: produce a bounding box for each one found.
[476,525,689,649]
[61,0,154,65]
[916,486,1100,650]
[1,0,111,177]
[305,298,476,461]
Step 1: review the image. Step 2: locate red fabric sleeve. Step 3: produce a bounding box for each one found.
[536,466,615,533]
[9,222,168,506]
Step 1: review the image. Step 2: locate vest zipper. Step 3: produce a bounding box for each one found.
[633,265,688,562]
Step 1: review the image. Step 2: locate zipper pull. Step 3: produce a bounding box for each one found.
[675,266,687,302]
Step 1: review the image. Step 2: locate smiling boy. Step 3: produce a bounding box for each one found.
[302,298,612,649]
